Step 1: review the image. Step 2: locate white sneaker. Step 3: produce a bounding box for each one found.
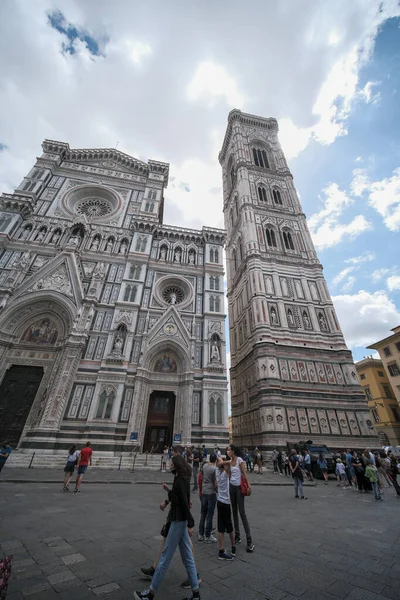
[198,535,204,541]
[205,535,217,543]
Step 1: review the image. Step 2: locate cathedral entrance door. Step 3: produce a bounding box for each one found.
[144,391,175,453]
[0,365,44,447]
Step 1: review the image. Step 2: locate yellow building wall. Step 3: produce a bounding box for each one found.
[356,360,400,446]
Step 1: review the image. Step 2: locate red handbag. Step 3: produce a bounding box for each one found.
[240,474,251,497]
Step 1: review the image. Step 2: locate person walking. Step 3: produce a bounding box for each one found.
[365,460,382,501]
[289,449,307,499]
[134,455,200,600]
[304,450,314,482]
[271,449,279,474]
[317,453,328,484]
[335,459,348,488]
[283,453,290,476]
[198,454,217,543]
[74,441,92,493]
[352,452,369,493]
[192,447,200,492]
[345,449,357,488]
[388,452,400,496]
[216,457,236,560]
[244,450,252,473]
[277,451,283,475]
[0,441,12,474]
[63,445,80,491]
[226,444,254,552]
[162,447,168,473]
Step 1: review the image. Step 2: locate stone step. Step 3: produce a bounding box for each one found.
[6,452,165,470]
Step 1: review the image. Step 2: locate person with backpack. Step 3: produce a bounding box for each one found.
[289,449,307,499]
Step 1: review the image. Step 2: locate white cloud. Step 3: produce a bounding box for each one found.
[308,183,372,249]
[358,80,381,104]
[372,268,392,282]
[187,61,245,108]
[333,290,400,349]
[0,0,400,228]
[333,267,355,286]
[351,167,400,231]
[342,276,356,292]
[387,275,400,291]
[345,251,375,264]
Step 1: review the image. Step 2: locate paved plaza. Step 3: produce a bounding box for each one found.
[1,471,400,600]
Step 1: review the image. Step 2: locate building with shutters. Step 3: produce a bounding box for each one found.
[0,141,228,453]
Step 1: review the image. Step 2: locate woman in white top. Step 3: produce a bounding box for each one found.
[227,444,254,552]
[63,445,80,491]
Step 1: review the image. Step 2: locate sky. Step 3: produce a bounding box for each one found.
[0,0,400,364]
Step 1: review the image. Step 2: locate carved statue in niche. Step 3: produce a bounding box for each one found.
[91,237,100,250]
[270,306,278,324]
[84,306,95,331]
[51,230,61,244]
[36,229,46,242]
[287,309,294,327]
[20,226,32,240]
[302,311,310,328]
[174,249,181,263]
[93,262,106,279]
[119,240,128,254]
[170,292,177,305]
[318,312,327,330]
[14,251,31,270]
[160,247,167,260]
[188,252,195,265]
[211,340,220,362]
[112,334,124,354]
[69,232,81,246]
[106,239,113,252]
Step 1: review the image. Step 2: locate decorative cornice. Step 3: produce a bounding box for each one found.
[41,139,170,185]
[0,192,36,217]
[219,109,279,163]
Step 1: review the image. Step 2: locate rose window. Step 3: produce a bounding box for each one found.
[162,286,185,305]
[76,197,113,217]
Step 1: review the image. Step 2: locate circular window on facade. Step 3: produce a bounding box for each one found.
[155,276,194,309]
[162,286,185,305]
[61,185,121,222]
[75,197,113,217]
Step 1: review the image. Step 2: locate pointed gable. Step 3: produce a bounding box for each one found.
[14,252,84,307]
[147,306,192,351]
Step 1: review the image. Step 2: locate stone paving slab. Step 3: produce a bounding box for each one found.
[1,479,400,599]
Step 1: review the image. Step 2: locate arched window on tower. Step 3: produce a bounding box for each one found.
[210,247,219,263]
[283,230,295,251]
[216,398,223,425]
[258,186,267,202]
[215,296,221,312]
[253,148,269,169]
[145,202,154,212]
[265,227,277,248]
[209,397,216,424]
[214,276,220,291]
[210,276,215,291]
[273,189,283,205]
[209,296,215,311]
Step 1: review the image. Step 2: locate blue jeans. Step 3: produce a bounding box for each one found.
[199,494,217,537]
[192,465,199,490]
[293,477,304,497]
[371,481,381,500]
[151,521,198,592]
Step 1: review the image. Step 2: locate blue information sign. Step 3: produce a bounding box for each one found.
[130,432,138,442]
[173,434,182,444]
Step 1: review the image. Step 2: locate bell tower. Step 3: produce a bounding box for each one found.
[219,109,377,449]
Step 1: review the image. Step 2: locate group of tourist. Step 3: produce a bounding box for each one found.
[135,444,254,600]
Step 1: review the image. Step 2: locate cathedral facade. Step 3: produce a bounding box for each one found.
[219,110,377,449]
[0,141,229,453]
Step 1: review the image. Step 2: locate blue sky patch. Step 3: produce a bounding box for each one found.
[47,10,102,56]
